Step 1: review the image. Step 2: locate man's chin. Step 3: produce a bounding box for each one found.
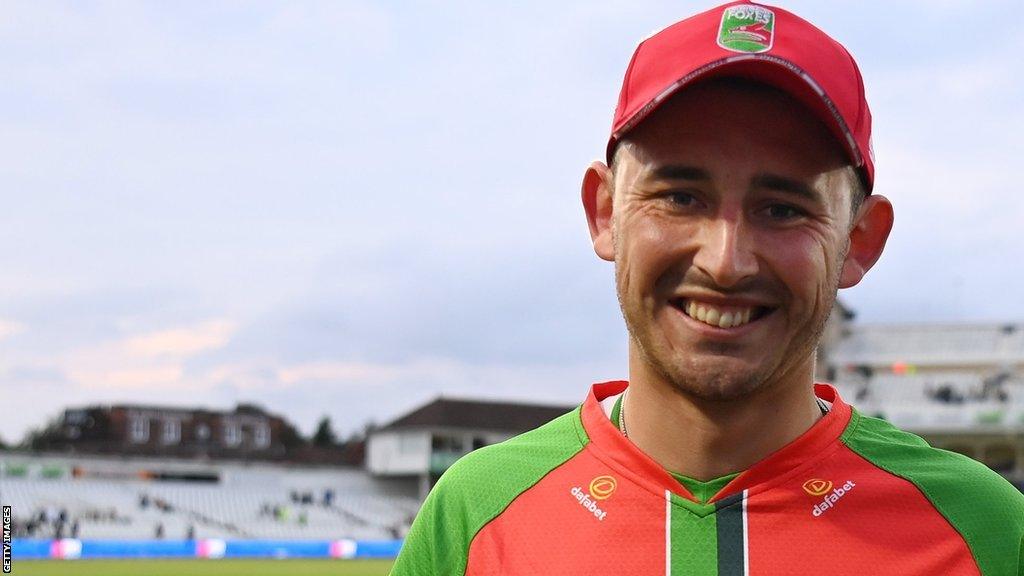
[658,359,772,402]
[631,331,778,400]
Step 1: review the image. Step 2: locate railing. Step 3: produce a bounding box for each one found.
[10,538,402,560]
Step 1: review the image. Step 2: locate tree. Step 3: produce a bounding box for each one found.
[311,416,338,448]
[278,422,305,449]
[22,414,63,451]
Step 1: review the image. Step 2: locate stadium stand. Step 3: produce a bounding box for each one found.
[0,455,420,541]
[829,323,1022,367]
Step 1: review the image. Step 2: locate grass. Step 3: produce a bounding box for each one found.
[10,559,394,576]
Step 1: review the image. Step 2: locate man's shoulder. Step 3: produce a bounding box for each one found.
[843,409,1022,507]
[842,409,1024,570]
[435,406,587,500]
[390,407,588,575]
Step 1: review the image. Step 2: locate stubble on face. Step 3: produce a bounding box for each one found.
[611,227,848,403]
[613,219,847,403]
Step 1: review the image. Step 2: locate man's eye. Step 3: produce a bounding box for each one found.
[765,204,804,219]
[667,192,697,206]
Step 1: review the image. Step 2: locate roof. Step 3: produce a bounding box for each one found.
[380,397,574,433]
[830,322,1024,368]
[65,403,282,420]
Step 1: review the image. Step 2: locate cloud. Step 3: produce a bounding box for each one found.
[124,319,236,358]
[273,357,500,387]
[277,360,402,385]
[236,355,623,435]
[70,366,184,390]
[62,318,236,391]
[0,319,25,340]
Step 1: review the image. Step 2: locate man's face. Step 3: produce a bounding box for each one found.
[607,80,859,401]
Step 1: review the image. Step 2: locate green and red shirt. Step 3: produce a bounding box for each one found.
[392,381,1024,575]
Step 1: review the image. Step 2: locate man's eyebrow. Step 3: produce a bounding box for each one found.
[751,173,822,202]
[651,165,711,181]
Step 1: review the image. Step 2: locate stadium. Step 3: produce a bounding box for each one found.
[3,2,1022,574]
[3,307,1022,574]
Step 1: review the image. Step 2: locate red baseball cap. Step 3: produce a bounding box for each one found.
[608,1,874,192]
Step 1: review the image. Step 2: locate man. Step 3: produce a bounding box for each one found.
[391,2,1024,575]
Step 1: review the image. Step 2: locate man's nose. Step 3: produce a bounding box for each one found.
[692,215,759,288]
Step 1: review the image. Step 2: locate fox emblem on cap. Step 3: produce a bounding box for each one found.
[717,4,775,53]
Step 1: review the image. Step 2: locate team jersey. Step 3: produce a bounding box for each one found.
[392,381,1024,575]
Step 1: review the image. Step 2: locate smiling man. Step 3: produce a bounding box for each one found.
[391,3,1024,575]
[582,76,884,485]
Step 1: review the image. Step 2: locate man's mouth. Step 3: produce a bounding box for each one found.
[672,298,773,329]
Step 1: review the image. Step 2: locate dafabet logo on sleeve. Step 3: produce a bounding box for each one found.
[803,478,857,517]
[569,475,617,521]
[802,479,833,496]
[588,476,617,500]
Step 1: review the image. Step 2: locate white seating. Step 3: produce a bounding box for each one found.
[835,370,1024,431]
[0,460,421,541]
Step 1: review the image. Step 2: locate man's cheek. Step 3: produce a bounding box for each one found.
[768,240,829,305]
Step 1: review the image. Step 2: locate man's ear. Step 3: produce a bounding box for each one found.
[582,161,615,262]
[839,194,894,288]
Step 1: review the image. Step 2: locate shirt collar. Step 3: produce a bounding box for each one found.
[580,380,853,503]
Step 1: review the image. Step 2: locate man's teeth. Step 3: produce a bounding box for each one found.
[684,300,754,328]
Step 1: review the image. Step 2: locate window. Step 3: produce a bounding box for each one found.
[129,417,149,443]
[223,423,241,447]
[398,433,421,454]
[65,410,89,425]
[431,434,464,452]
[253,424,270,448]
[161,420,181,445]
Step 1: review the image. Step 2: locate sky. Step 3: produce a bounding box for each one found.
[0,1,1021,444]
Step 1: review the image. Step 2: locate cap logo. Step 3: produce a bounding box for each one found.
[717,4,775,54]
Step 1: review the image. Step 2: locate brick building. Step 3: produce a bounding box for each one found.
[33,403,304,461]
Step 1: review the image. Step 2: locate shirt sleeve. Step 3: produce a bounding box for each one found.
[390,479,469,575]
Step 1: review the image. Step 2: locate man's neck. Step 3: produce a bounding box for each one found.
[623,354,823,481]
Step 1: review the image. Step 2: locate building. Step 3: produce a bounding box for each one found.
[366,397,572,498]
[30,403,304,461]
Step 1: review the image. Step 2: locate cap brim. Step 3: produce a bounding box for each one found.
[606,56,869,192]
